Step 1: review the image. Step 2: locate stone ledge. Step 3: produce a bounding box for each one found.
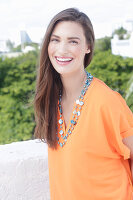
[0,139,50,200]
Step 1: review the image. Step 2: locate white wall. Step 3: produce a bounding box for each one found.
[111,33,133,58]
[0,140,50,200]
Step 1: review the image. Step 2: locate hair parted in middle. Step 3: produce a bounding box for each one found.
[34,7,95,149]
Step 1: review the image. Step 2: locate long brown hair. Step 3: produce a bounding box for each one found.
[34,8,95,149]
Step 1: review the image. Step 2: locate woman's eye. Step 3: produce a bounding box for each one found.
[70,40,78,44]
[50,38,59,42]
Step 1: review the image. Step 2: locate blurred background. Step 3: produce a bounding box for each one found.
[0,0,133,144]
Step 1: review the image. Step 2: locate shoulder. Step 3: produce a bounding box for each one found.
[91,77,127,110]
[92,77,117,97]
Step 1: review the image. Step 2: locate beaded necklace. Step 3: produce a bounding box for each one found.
[56,70,93,147]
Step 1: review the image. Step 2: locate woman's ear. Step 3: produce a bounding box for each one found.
[86,48,91,54]
[86,44,91,54]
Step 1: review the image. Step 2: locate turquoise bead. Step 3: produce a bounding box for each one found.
[71,120,76,125]
[59,130,63,135]
[60,143,63,147]
[77,111,80,116]
[79,101,84,106]
[81,89,85,95]
[59,119,63,124]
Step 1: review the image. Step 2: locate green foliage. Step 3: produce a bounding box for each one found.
[95,37,111,53]
[112,26,130,40]
[0,51,38,144]
[87,50,133,110]
[6,39,15,52]
[12,44,22,52]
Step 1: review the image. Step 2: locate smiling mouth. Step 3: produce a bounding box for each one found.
[55,56,73,65]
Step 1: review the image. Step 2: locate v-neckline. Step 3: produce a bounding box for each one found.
[61,101,76,134]
[57,77,95,135]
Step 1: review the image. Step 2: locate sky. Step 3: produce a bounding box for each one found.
[0,0,133,46]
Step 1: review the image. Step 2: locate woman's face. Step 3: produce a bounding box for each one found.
[48,21,90,76]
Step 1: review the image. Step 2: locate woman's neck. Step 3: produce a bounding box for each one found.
[60,69,86,101]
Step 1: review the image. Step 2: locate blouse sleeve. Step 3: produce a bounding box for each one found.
[114,92,133,138]
[101,91,133,160]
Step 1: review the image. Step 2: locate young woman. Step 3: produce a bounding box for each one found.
[34,8,133,200]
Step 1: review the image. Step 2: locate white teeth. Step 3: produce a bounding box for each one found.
[56,57,72,62]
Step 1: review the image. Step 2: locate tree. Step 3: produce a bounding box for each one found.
[12,44,22,52]
[95,36,111,53]
[112,27,130,40]
[87,50,133,101]
[6,39,15,51]
[0,51,39,144]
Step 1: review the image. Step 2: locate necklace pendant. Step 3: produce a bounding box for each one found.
[76,99,84,106]
[59,119,63,125]
[68,129,72,134]
[59,142,63,147]
[76,99,80,105]
[71,120,76,125]
[79,101,84,106]
[81,89,86,95]
[59,130,64,135]
[77,111,80,116]
[73,110,77,114]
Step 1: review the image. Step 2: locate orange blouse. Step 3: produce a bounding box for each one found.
[48,77,133,200]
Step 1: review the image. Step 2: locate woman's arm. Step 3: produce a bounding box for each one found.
[123,135,133,180]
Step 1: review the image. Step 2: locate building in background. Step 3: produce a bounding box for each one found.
[20,30,32,50]
[0,30,37,58]
[111,32,133,58]
[111,19,133,58]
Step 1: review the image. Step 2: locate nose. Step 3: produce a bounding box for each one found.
[58,42,68,54]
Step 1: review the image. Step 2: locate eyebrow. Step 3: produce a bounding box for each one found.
[51,34,80,40]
